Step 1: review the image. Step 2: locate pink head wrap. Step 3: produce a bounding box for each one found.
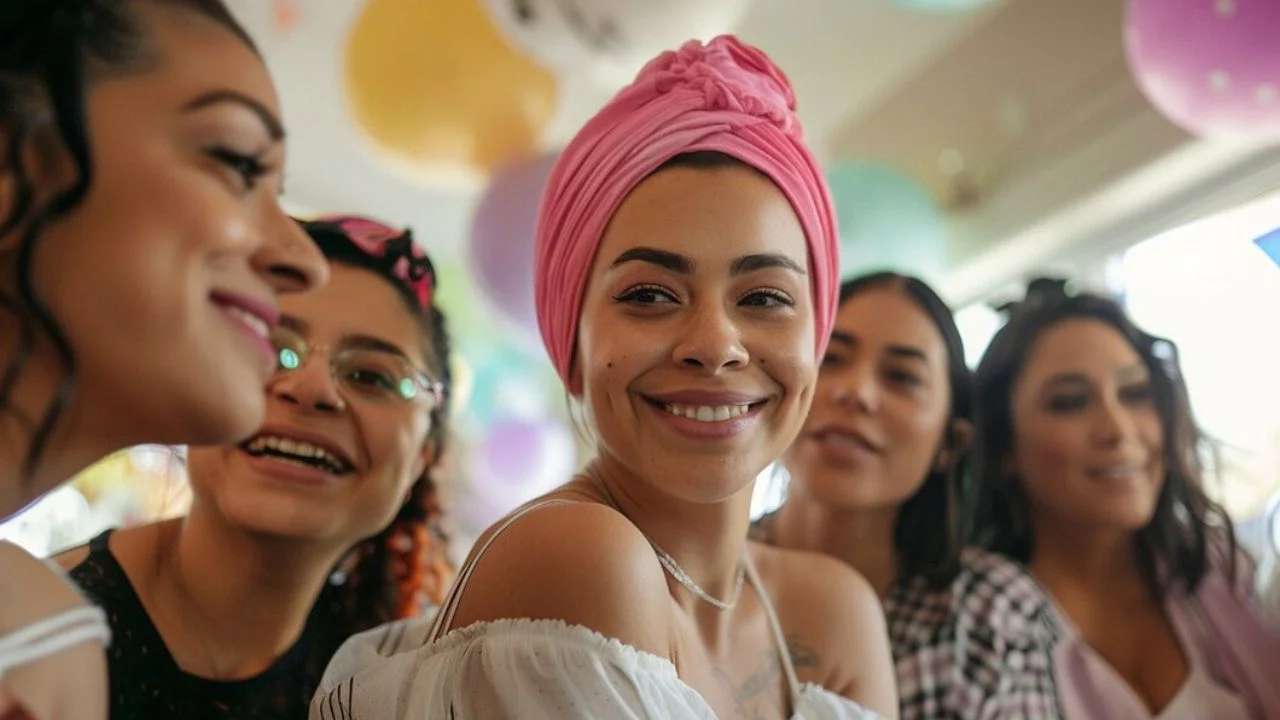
[534,34,839,388]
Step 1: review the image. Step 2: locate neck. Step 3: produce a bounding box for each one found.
[587,454,751,615]
[158,510,343,679]
[1028,515,1151,612]
[0,319,106,520]
[772,493,899,596]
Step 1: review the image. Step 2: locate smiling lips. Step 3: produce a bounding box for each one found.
[212,291,279,372]
[808,424,882,465]
[240,430,356,477]
[643,391,768,438]
[1086,462,1149,481]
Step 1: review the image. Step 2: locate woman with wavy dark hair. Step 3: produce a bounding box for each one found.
[0,2,326,717]
[56,216,454,719]
[753,272,973,594]
[752,272,995,718]
[957,280,1280,718]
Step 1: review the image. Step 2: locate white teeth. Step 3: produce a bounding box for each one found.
[663,403,750,423]
[225,306,268,339]
[246,435,347,472]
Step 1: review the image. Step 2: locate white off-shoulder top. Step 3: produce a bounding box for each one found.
[312,500,884,719]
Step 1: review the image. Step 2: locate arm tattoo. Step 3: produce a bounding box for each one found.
[785,634,821,670]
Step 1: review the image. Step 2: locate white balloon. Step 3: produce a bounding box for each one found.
[482,0,753,88]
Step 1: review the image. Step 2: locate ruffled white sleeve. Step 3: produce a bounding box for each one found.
[311,618,717,720]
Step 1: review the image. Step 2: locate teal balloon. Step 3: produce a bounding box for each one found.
[465,344,553,427]
[827,161,949,281]
[894,0,998,11]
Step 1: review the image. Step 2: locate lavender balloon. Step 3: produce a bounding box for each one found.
[1126,0,1280,140]
[469,153,559,335]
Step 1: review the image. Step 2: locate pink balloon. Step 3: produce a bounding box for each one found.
[469,153,559,335]
[1126,0,1280,140]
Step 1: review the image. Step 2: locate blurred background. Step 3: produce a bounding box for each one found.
[5,0,1278,565]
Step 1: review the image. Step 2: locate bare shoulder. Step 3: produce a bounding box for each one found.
[0,542,89,633]
[750,542,899,718]
[445,498,674,659]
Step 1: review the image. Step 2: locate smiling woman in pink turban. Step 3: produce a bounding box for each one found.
[312,35,898,720]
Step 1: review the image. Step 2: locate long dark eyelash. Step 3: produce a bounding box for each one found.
[612,283,676,303]
[742,288,794,307]
[207,147,269,191]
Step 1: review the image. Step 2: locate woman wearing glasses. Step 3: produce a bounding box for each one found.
[56,216,454,719]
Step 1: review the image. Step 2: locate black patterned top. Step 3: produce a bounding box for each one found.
[67,530,351,720]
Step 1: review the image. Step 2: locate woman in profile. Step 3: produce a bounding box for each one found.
[0,1,327,717]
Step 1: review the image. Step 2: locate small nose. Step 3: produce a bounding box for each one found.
[269,354,345,414]
[252,209,330,295]
[1090,391,1134,448]
[670,304,748,372]
[829,361,878,413]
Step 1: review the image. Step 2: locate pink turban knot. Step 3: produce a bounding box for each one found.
[534,34,840,388]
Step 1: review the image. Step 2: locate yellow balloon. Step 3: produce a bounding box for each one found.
[344,0,559,182]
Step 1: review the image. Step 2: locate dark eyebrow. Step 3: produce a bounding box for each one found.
[610,247,691,273]
[280,316,412,359]
[829,330,856,348]
[1040,372,1092,393]
[826,330,927,362]
[609,248,807,277]
[730,253,806,276]
[184,90,285,141]
[343,334,411,358]
[885,344,928,362]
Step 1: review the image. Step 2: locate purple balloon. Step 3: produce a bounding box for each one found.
[469,153,559,334]
[1127,0,1280,140]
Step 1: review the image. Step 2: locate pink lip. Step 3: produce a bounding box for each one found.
[210,291,281,327]
[645,390,766,406]
[240,451,338,487]
[643,399,764,440]
[241,424,357,471]
[809,424,884,453]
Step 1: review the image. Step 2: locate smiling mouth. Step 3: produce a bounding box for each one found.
[240,435,354,475]
[1087,463,1148,480]
[644,398,766,423]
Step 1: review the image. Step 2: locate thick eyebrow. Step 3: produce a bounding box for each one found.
[184,89,285,141]
[826,330,927,362]
[730,253,806,276]
[609,247,807,277]
[829,330,856,348]
[610,247,691,273]
[885,344,928,362]
[279,315,411,358]
[1039,362,1149,394]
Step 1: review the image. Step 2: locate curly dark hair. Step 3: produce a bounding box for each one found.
[969,278,1236,594]
[298,219,455,630]
[0,0,256,480]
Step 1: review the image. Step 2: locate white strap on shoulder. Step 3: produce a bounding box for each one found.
[0,605,110,678]
[743,553,802,707]
[427,498,577,644]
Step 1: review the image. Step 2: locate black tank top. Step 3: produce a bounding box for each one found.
[68,529,350,720]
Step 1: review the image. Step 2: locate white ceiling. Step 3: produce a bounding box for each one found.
[225,0,996,262]
[226,0,1280,307]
